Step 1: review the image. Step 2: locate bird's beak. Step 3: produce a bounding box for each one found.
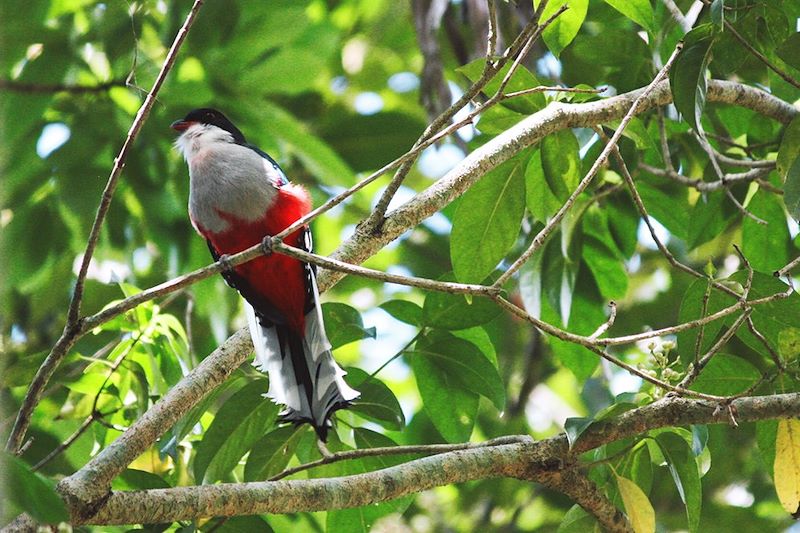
[171,119,193,132]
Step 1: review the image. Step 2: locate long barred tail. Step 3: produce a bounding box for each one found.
[244,288,359,441]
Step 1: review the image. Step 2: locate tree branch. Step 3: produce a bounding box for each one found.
[57,392,800,526]
[317,79,797,294]
[4,0,206,455]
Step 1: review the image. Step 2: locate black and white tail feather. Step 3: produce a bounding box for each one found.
[245,268,359,441]
[209,229,358,442]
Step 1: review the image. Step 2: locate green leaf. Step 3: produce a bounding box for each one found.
[451,326,498,367]
[536,0,589,56]
[583,236,628,300]
[541,129,580,201]
[345,367,405,431]
[669,24,716,133]
[322,302,376,350]
[412,330,505,410]
[542,237,580,326]
[379,299,422,327]
[710,0,724,29]
[783,155,800,222]
[244,425,305,481]
[636,182,689,240]
[210,515,275,533]
[686,184,730,250]
[690,354,760,396]
[605,116,655,151]
[558,505,598,533]
[676,278,729,367]
[193,379,278,484]
[451,156,526,283]
[112,469,171,491]
[526,150,562,223]
[410,339,480,443]
[731,272,800,359]
[160,377,243,458]
[776,33,800,71]
[422,275,501,330]
[564,417,594,449]
[1,452,69,524]
[778,327,800,362]
[656,432,702,533]
[603,0,655,32]
[742,192,790,272]
[777,117,800,178]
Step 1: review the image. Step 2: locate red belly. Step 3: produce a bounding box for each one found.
[207,185,311,332]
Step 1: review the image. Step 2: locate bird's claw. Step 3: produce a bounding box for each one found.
[218,254,234,272]
[261,235,274,256]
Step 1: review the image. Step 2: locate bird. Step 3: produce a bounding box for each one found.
[171,108,359,441]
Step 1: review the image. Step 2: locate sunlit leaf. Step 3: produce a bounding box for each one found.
[536,0,589,56]
[451,156,526,284]
[603,0,654,32]
[379,299,422,327]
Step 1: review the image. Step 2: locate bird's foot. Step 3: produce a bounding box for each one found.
[261,235,274,257]
[217,254,234,272]
[317,439,334,458]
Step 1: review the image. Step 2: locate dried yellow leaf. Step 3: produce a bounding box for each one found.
[774,418,800,514]
[616,474,655,533]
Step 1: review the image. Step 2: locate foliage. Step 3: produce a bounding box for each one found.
[2,0,800,531]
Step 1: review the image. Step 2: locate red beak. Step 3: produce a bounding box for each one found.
[171,119,193,132]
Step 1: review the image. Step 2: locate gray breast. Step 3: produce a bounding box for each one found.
[188,144,278,234]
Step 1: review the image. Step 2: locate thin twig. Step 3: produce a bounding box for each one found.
[362,0,562,233]
[661,0,692,32]
[0,79,127,93]
[493,42,684,288]
[639,163,773,192]
[776,254,800,278]
[724,20,800,90]
[268,435,530,482]
[4,0,205,455]
[678,309,752,389]
[272,241,501,296]
[494,296,728,401]
[657,107,674,171]
[745,317,786,371]
[588,301,617,340]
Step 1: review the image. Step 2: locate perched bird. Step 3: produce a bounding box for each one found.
[172,108,359,441]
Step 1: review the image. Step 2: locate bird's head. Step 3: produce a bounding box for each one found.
[171,108,247,159]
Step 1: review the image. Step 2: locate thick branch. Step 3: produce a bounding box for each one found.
[316,79,797,293]
[66,392,800,525]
